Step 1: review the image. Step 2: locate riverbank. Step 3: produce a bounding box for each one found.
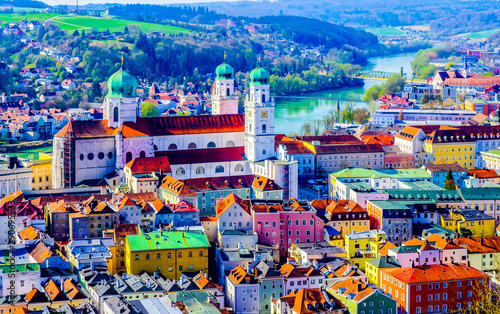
[274,52,416,135]
[272,78,365,97]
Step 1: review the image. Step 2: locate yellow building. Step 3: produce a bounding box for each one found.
[30,154,52,190]
[125,231,210,279]
[422,127,476,169]
[440,208,496,237]
[103,223,141,274]
[365,255,401,287]
[345,230,386,271]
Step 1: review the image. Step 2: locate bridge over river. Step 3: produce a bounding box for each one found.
[352,70,427,83]
[273,96,369,103]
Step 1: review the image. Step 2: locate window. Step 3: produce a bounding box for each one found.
[207,141,216,148]
[176,167,185,176]
[98,152,104,159]
[215,165,224,173]
[87,153,94,160]
[458,292,462,298]
[443,293,447,300]
[157,253,161,259]
[226,141,235,147]
[196,166,205,174]
[146,254,150,260]
[262,124,267,133]
[416,295,421,302]
[168,143,177,150]
[178,252,182,258]
[428,295,432,301]
[168,253,171,258]
[188,142,197,149]
[135,255,139,260]
[140,150,146,158]
[235,164,244,172]
[200,251,204,257]
[126,152,133,163]
[113,106,119,122]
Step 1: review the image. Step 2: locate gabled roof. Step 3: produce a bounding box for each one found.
[279,264,322,278]
[252,175,282,191]
[63,278,87,300]
[331,278,376,302]
[45,279,68,302]
[467,169,500,179]
[285,288,345,313]
[25,288,48,303]
[55,119,115,138]
[30,241,54,263]
[216,193,250,217]
[18,225,39,241]
[425,164,466,173]
[228,266,257,284]
[114,223,141,237]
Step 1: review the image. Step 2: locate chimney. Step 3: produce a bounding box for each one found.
[60,279,64,293]
[411,260,415,268]
[385,255,388,263]
[480,238,484,246]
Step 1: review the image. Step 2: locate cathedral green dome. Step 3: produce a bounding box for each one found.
[215,61,234,80]
[106,65,138,98]
[249,65,270,85]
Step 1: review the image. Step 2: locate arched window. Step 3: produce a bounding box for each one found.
[157,253,161,259]
[176,168,185,176]
[262,124,267,134]
[188,143,197,149]
[168,143,177,150]
[262,94,266,103]
[235,164,244,172]
[227,88,230,95]
[178,252,182,258]
[189,251,192,257]
[153,145,158,151]
[120,261,124,267]
[168,253,171,259]
[113,107,119,122]
[126,152,133,163]
[207,142,216,148]
[196,167,205,174]
[146,254,150,260]
[215,165,224,173]
[199,251,203,257]
[139,151,146,158]
[226,141,235,147]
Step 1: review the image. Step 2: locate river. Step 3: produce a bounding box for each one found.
[274,52,416,135]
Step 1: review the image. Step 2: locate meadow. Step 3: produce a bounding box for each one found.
[364,27,404,36]
[0,13,58,23]
[464,28,500,39]
[51,16,189,34]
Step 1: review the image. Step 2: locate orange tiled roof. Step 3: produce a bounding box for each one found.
[216,193,250,217]
[252,175,282,191]
[63,278,86,300]
[125,156,172,174]
[0,190,23,206]
[287,288,344,313]
[402,238,424,247]
[55,119,115,138]
[382,263,487,284]
[331,278,375,302]
[18,226,39,241]
[114,223,141,237]
[467,169,500,179]
[453,237,500,253]
[378,242,397,256]
[30,241,54,263]
[44,279,67,301]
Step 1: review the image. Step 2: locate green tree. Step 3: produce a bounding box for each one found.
[142,102,160,117]
[444,169,456,190]
[421,92,430,104]
[72,29,80,37]
[384,74,405,94]
[88,80,102,102]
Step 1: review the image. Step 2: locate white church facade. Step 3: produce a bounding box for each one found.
[52,59,298,199]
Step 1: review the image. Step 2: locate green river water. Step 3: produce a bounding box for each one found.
[274,52,416,134]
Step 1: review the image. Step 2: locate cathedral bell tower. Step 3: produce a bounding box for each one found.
[103,57,142,128]
[244,58,275,162]
[212,53,239,115]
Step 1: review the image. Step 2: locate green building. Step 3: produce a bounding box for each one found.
[329,278,397,314]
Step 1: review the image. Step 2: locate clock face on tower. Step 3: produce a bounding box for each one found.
[261,111,268,118]
[249,111,253,117]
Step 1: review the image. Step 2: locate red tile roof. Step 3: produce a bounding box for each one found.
[252,175,282,191]
[216,193,250,217]
[467,169,500,179]
[55,119,115,138]
[277,141,315,155]
[120,114,244,137]
[314,144,384,155]
[125,156,172,174]
[294,135,362,145]
[114,223,141,237]
[382,263,487,284]
[452,237,500,253]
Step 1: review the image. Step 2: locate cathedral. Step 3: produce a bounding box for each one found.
[52,59,298,198]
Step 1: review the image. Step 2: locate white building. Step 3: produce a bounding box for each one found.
[0,157,31,198]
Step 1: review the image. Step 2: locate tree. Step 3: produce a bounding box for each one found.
[444,169,456,190]
[456,281,500,314]
[421,92,430,104]
[142,102,160,117]
[72,29,80,37]
[353,108,370,124]
[384,74,405,94]
[88,81,102,102]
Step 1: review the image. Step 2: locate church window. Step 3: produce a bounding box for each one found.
[88,153,94,161]
[126,152,133,163]
[207,142,216,148]
[140,151,146,158]
[153,145,158,151]
[215,165,224,173]
[262,124,267,134]
[226,141,235,147]
[113,107,119,123]
[188,143,197,149]
[176,168,185,176]
[79,154,84,161]
[108,152,113,159]
[168,143,177,150]
[196,167,205,174]
[235,164,244,172]
[227,88,230,95]
[98,152,104,160]
[262,94,266,103]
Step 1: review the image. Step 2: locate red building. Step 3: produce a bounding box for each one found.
[380,263,488,314]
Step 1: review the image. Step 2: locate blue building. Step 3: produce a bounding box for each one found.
[424,164,467,188]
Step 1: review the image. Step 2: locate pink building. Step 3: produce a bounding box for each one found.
[384,154,414,169]
[251,199,324,258]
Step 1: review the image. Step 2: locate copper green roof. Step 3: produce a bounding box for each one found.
[215,61,234,80]
[0,263,40,273]
[366,256,401,268]
[331,168,431,179]
[383,189,462,202]
[106,65,138,98]
[459,187,500,200]
[127,231,210,252]
[483,149,500,156]
[249,65,270,85]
